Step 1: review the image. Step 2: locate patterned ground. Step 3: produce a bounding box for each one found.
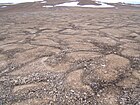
[0,4,140,105]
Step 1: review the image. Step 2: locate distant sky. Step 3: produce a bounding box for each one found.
[0,0,43,4]
[0,0,140,4]
[99,0,140,4]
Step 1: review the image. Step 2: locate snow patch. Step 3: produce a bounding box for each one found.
[80,3,114,8]
[0,6,7,8]
[41,1,47,4]
[55,1,80,7]
[43,1,114,8]
[43,5,53,8]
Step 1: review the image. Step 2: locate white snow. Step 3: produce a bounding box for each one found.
[0,6,7,8]
[80,3,114,8]
[41,1,47,4]
[51,1,114,8]
[43,5,53,7]
[55,1,80,7]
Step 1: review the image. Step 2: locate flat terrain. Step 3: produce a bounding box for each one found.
[0,2,140,105]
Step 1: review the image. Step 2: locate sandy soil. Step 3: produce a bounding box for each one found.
[0,1,140,105]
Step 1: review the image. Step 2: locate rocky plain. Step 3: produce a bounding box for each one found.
[0,0,140,105]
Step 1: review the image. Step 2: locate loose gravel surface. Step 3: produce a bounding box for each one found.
[0,2,140,105]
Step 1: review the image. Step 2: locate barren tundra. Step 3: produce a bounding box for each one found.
[0,1,140,105]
